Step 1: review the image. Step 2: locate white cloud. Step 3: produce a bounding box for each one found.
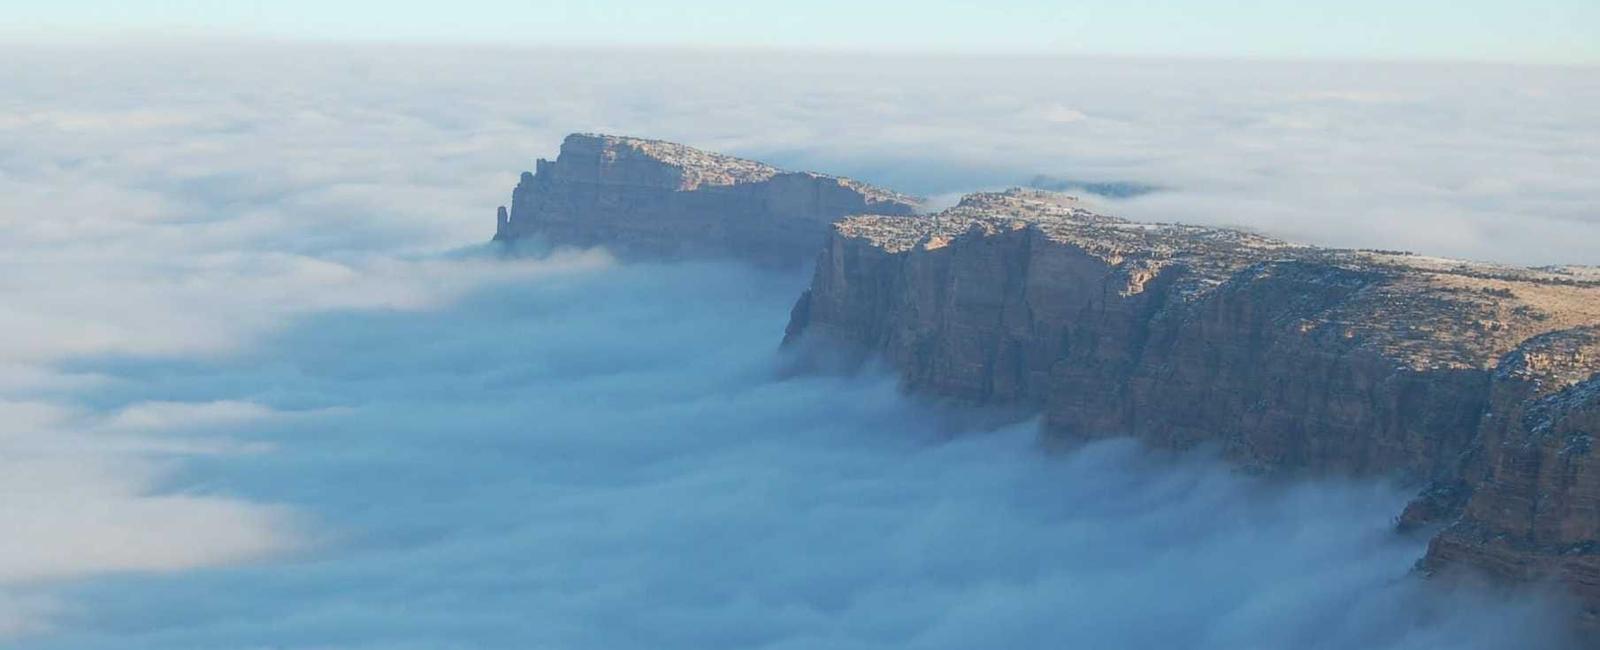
[0,455,299,583]
[97,400,280,434]
[6,260,1572,649]
[1026,103,1089,124]
[0,42,1590,646]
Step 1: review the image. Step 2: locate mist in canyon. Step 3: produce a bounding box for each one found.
[8,252,1576,649]
[1,44,1595,647]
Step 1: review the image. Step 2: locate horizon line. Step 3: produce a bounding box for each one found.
[4,31,1597,69]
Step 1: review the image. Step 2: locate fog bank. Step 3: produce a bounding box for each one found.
[0,44,1591,647]
[8,257,1577,649]
[7,45,1595,264]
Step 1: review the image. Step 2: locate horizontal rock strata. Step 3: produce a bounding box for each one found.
[494,133,921,265]
[1420,327,1600,620]
[783,188,1600,617]
[494,135,1600,627]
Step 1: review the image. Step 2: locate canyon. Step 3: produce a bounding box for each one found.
[495,133,1600,626]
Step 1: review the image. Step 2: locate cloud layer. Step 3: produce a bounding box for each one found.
[14,260,1580,649]
[7,45,1599,266]
[0,43,1592,647]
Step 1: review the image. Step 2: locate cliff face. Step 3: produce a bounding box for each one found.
[785,189,1600,612]
[492,135,1600,623]
[494,133,921,265]
[1422,327,1600,620]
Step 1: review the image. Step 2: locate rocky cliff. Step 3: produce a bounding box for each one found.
[783,188,1600,617]
[1420,327,1600,619]
[494,133,921,265]
[493,135,1600,625]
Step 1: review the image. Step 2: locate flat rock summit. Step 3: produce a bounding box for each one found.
[495,133,920,265]
[495,133,1600,627]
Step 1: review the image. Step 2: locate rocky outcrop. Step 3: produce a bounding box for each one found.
[491,135,1600,624]
[1421,327,1600,622]
[494,133,920,265]
[784,188,1600,612]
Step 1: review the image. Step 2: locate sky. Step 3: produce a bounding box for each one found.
[5,0,1600,65]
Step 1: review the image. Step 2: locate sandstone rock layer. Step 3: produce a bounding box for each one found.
[494,134,920,265]
[495,135,1600,626]
[784,188,1600,616]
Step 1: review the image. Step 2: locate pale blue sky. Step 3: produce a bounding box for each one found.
[4,0,1598,64]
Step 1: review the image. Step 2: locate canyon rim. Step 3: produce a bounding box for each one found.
[498,132,1600,631]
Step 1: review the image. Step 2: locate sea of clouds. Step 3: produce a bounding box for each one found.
[0,43,1593,648]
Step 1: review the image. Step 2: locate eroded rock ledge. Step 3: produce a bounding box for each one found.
[495,135,1600,625]
[783,187,1600,622]
[494,133,921,265]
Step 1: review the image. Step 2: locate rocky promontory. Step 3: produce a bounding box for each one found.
[494,133,921,264]
[784,187,1600,622]
[496,135,1600,626]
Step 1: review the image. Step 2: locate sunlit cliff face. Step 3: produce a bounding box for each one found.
[0,44,1591,648]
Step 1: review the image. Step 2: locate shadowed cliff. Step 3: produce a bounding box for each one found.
[784,188,1600,626]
